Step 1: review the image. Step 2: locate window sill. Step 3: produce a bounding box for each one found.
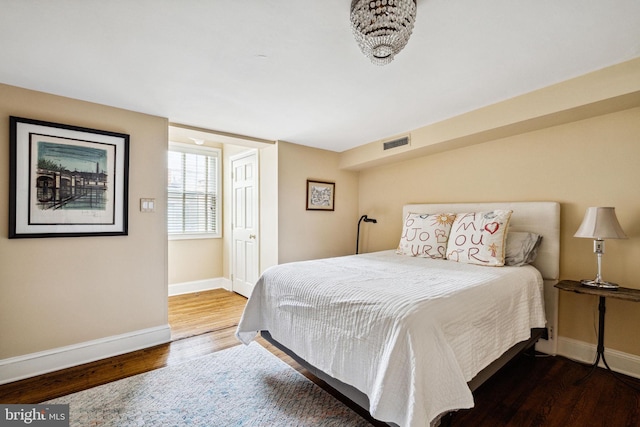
[168,233,221,241]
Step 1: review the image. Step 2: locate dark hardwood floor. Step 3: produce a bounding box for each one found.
[454,352,640,426]
[1,288,639,426]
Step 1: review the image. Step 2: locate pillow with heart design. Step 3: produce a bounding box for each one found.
[446,210,513,266]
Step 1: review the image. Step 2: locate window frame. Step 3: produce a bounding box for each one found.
[167,142,222,240]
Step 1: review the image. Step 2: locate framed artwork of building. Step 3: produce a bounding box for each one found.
[9,116,129,238]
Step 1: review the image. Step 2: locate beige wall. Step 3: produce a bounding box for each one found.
[0,84,168,359]
[168,239,223,284]
[358,107,640,357]
[277,141,359,263]
[259,144,279,271]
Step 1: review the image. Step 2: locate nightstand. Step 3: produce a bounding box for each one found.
[555,279,640,388]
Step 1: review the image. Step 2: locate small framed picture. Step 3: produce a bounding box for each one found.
[9,116,130,238]
[306,180,335,211]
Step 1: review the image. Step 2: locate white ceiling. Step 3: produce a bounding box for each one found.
[1,1,639,152]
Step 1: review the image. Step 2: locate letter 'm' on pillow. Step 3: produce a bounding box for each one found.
[446,210,513,266]
[397,212,456,259]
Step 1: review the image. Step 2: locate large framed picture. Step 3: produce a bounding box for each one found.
[9,116,130,238]
[306,179,335,211]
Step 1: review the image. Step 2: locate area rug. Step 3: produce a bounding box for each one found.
[43,342,372,426]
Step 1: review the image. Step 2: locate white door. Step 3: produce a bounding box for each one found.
[231,151,259,298]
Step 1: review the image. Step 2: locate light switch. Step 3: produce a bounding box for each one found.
[140,198,155,213]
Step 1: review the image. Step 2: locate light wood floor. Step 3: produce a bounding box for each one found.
[1,288,639,426]
[168,288,247,341]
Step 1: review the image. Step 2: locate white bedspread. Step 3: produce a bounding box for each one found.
[236,250,545,427]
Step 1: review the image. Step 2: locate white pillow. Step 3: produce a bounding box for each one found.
[446,210,513,266]
[397,212,456,259]
[505,231,543,266]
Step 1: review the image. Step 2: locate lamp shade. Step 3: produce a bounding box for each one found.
[574,207,627,239]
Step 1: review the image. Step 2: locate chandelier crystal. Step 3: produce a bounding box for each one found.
[350,0,417,66]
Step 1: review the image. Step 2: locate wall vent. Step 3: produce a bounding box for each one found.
[383,136,410,150]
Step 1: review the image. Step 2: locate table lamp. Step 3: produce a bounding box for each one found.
[574,207,627,289]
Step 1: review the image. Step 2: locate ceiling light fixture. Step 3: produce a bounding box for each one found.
[350,0,417,66]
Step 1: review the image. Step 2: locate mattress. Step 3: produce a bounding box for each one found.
[236,250,546,426]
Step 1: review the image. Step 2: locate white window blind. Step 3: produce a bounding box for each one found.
[167,143,221,238]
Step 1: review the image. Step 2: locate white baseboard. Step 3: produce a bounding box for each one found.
[0,325,171,385]
[1,278,233,385]
[534,336,556,356]
[168,277,231,296]
[557,336,640,380]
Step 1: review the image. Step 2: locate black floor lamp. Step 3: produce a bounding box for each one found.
[356,214,377,254]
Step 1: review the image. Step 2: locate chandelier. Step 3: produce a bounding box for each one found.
[350,0,417,66]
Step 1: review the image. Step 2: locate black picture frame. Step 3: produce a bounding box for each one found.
[9,116,129,238]
[306,179,335,211]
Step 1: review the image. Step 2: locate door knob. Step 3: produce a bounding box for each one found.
[249,234,256,239]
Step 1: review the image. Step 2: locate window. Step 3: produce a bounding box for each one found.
[167,142,221,239]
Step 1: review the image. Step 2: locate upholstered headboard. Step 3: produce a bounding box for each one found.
[402,201,560,280]
[403,201,560,354]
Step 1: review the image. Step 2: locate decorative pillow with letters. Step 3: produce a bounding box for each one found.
[446,210,513,266]
[397,212,456,259]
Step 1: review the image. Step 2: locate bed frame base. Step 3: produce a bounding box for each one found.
[262,331,375,417]
[262,328,545,426]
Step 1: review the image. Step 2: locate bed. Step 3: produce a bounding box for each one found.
[236,202,560,426]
